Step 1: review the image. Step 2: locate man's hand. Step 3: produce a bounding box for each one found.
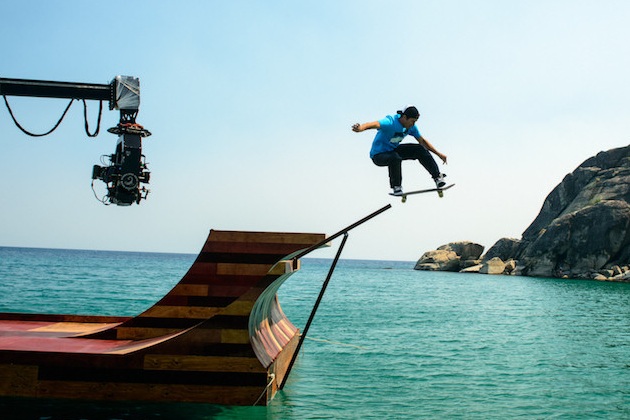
[352,121,379,132]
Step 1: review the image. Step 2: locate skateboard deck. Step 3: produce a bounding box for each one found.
[389,183,455,202]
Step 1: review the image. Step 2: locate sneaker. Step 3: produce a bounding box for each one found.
[392,186,403,196]
[434,173,447,188]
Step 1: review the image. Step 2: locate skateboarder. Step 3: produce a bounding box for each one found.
[352,106,448,196]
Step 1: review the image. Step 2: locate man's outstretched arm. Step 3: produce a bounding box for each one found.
[352,121,380,132]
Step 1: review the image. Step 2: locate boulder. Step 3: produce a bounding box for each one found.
[614,271,630,281]
[482,238,521,263]
[415,146,630,280]
[504,259,517,275]
[519,200,630,277]
[479,257,506,275]
[414,249,460,271]
[521,146,630,243]
[515,146,630,278]
[460,264,482,273]
[415,242,484,272]
[461,259,482,269]
[438,241,484,261]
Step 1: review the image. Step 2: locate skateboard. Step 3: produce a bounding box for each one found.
[389,183,455,203]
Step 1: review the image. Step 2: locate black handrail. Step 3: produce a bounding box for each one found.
[279,204,392,390]
[291,204,391,264]
[280,232,349,390]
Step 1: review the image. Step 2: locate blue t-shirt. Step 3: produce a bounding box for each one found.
[369,114,421,158]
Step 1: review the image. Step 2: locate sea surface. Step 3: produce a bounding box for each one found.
[0,246,629,419]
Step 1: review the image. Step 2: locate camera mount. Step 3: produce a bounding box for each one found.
[0,75,151,206]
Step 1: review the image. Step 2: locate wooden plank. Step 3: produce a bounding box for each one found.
[156,295,235,307]
[207,230,325,245]
[143,355,264,373]
[179,262,217,276]
[268,260,294,275]
[0,336,133,353]
[200,242,320,258]
[220,300,255,316]
[0,320,61,332]
[216,263,275,276]
[110,328,222,350]
[205,285,257,297]
[30,322,119,334]
[140,306,221,319]
[169,284,209,297]
[0,313,130,323]
[0,364,38,397]
[221,329,250,344]
[196,251,289,265]
[115,327,189,341]
[36,380,264,405]
[179,272,263,286]
[267,333,300,401]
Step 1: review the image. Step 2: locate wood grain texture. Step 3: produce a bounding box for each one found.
[0,229,325,405]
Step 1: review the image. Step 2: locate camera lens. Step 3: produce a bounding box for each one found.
[120,173,139,190]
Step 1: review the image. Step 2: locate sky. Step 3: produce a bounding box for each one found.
[1,0,629,261]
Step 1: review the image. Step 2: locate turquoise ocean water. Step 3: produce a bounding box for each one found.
[0,246,629,419]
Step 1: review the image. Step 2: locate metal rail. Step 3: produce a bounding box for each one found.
[280,204,392,390]
[291,204,392,263]
[280,232,349,390]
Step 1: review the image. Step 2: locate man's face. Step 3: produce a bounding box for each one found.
[400,115,418,129]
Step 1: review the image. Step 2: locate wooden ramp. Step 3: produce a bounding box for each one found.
[0,230,325,406]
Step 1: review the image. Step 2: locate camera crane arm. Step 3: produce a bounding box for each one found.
[0,77,111,101]
[0,76,151,206]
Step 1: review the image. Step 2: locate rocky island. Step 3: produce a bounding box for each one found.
[416,145,630,281]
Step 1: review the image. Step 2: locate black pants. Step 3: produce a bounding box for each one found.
[372,144,440,188]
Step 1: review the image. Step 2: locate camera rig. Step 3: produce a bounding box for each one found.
[0,75,151,206]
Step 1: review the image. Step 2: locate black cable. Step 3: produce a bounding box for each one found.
[2,95,75,137]
[3,95,103,138]
[90,180,110,205]
[82,99,103,137]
